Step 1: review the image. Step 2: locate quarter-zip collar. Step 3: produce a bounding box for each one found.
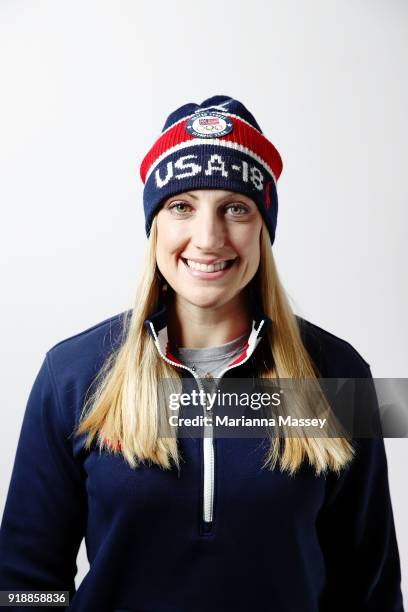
[143,295,272,372]
[143,294,273,533]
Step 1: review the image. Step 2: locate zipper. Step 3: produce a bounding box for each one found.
[148,319,265,533]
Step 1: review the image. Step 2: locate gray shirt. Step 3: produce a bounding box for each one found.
[173,332,249,387]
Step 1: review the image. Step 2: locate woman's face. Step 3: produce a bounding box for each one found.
[155,189,263,309]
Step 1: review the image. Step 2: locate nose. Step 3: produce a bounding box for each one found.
[192,208,226,251]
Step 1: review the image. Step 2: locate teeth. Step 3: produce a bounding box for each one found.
[186,259,231,272]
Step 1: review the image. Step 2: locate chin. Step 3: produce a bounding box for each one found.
[181,287,232,309]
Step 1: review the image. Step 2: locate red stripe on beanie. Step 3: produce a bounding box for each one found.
[140,115,283,184]
[265,181,273,209]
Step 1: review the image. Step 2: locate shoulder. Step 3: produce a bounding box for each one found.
[296,316,372,377]
[45,309,131,410]
[47,309,130,362]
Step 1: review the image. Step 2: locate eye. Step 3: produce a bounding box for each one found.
[166,201,250,217]
[168,201,192,215]
[225,203,249,216]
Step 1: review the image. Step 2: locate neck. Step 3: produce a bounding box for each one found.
[166,289,252,349]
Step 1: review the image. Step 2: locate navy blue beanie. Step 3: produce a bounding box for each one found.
[140,95,283,244]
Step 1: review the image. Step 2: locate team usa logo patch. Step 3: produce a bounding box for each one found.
[185,112,234,138]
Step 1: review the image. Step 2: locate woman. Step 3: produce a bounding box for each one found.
[0,95,404,611]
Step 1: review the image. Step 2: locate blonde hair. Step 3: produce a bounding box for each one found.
[75,217,355,476]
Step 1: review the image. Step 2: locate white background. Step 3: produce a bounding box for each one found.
[1,0,407,600]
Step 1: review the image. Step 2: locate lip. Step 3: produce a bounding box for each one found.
[182,256,236,265]
[180,256,238,280]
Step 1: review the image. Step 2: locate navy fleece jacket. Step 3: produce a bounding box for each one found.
[0,309,404,611]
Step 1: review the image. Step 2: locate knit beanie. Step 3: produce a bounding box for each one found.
[140,95,283,244]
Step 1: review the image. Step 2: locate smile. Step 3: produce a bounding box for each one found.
[181,257,238,279]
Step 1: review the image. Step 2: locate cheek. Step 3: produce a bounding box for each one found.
[156,225,185,268]
[157,209,187,241]
[235,231,261,267]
